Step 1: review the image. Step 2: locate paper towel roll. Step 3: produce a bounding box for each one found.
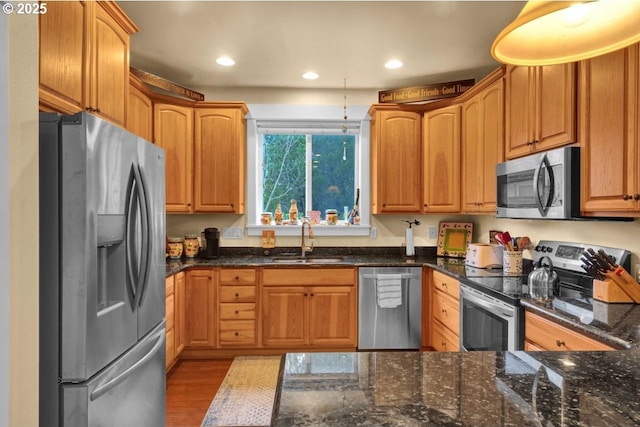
[405,228,415,256]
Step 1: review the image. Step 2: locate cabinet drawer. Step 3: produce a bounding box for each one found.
[166,293,175,331]
[220,285,256,302]
[220,269,256,285]
[219,320,256,345]
[432,291,460,335]
[432,270,460,300]
[431,319,459,352]
[262,268,355,286]
[219,303,255,320]
[165,276,174,297]
[525,311,615,351]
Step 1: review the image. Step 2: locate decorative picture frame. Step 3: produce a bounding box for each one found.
[437,222,474,258]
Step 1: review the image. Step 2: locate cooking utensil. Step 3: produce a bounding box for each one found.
[495,232,514,251]
[517,236,531,251]
[580,248,640,302]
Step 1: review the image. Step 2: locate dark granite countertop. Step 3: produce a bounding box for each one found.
[274,350,640,427]
[165,247,640,349]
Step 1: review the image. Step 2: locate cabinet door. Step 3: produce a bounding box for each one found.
[535,63,576,152]
[185,269,216,349]
[423,105,461,212]
[505,66,535,159]
[262,287,307,347]
[308,286,357,347]
[478,80,504,212]
[461,96,482,212]
[127,81,153,141]
[581,45,640,215]
[194,107,246,213]
[174,272,186,355]
[154,103,194,212]
[91,4,130,126]
[39,0,89,114]
[371,110,422,213]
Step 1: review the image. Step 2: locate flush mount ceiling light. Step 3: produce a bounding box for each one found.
[216,56,235,66]
[492,0,640,66]
[302,71,319,80]
[384,59,403,69]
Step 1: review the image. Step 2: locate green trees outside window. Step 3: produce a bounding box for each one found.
[262,133,356,220]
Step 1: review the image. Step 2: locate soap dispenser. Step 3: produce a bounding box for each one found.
[403,219,421,257]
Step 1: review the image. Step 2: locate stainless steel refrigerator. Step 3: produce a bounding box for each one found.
[39,112,166,427]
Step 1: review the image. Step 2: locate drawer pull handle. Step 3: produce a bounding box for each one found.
[555,339,565,347]
[442,341,446,347]
[442,282,447,288]
[441,309,447,314]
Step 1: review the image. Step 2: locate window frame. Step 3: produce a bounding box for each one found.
[246,104,371,237]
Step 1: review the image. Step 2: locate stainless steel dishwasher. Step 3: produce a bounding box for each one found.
[358,267,422,349]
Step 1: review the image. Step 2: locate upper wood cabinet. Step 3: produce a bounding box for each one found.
[423,105,461,213]
[369,106,423,213]
[462,78,504,213]
[154,103,194,213]
[127,74,154,141]
[505,63,576,159]
[580,43,640,216]
[194,103,248,213]
[39,1,138,127]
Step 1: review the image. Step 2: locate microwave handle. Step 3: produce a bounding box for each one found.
[532,153,554,217]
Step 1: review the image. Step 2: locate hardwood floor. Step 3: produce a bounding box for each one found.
[166,359,233,427]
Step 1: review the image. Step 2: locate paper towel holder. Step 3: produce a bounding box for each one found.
[403,219,421,258]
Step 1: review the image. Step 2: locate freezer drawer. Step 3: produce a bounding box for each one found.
[60,322,166,427]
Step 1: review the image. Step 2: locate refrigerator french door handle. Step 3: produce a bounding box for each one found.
[89,329,165,401]
[125,167,139,308]
[135,165,152,307]
[532,153,552,217]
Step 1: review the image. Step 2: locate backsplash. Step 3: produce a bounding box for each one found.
[167,214,640,275]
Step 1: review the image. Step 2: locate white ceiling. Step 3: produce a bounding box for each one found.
[119,1,526,91]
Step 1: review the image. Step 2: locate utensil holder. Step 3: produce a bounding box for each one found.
[503,250,523,274]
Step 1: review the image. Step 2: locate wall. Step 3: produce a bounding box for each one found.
[7,13,39,427]
[0,9,8,427]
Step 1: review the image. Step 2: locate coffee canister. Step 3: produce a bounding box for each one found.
[183,234,199,258]
[167,237,184,260]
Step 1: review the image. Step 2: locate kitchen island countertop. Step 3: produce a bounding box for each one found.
[273,350,640,426]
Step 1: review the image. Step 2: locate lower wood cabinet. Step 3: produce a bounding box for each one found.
[524,310,616,351]
[218,268,257,348]
[165,271,185,371]
[261,268,357,349]
[185,268,216,349]
[425,269,460,351]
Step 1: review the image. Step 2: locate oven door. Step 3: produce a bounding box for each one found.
[459,284,522,351]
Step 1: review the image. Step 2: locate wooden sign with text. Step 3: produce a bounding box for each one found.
[379,79,475,104]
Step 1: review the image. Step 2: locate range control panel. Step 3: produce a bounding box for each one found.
[533,240,631,273]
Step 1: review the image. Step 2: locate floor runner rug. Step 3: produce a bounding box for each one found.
[201,355,283,427]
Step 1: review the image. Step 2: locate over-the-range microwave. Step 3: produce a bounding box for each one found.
[496,147,579,219]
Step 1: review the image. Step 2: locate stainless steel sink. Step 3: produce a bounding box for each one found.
[270,256,344,264]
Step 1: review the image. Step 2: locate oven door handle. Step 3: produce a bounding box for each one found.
[460,285,514,319]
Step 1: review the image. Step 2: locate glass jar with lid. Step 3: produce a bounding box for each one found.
[325,209,338,225]
[183,234,200,258]
[167,237,184,259]
[261,212,273,225]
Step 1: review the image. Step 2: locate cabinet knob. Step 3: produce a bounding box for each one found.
[526,140,533,146]
[441,341,446,348]
[235,276,240,281]
[634,194,640,201]
[235,293,239,297]
[442,282,447,288]
[234,331,239,336]
[235,310,239,315]
[442,309,447,315]
[304,293,308,297]
[532,139,539,145]
[310,293,315,297]
[555,339,565,348]
[623,194,632,201]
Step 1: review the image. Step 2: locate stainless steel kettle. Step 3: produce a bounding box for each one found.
[528,256,558,300]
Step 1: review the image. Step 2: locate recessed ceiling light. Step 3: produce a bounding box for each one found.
[385,59,403,69]
[216,56,235,67]
[302,71,319,80]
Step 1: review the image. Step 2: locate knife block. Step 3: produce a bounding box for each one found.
[593,278,635,303]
